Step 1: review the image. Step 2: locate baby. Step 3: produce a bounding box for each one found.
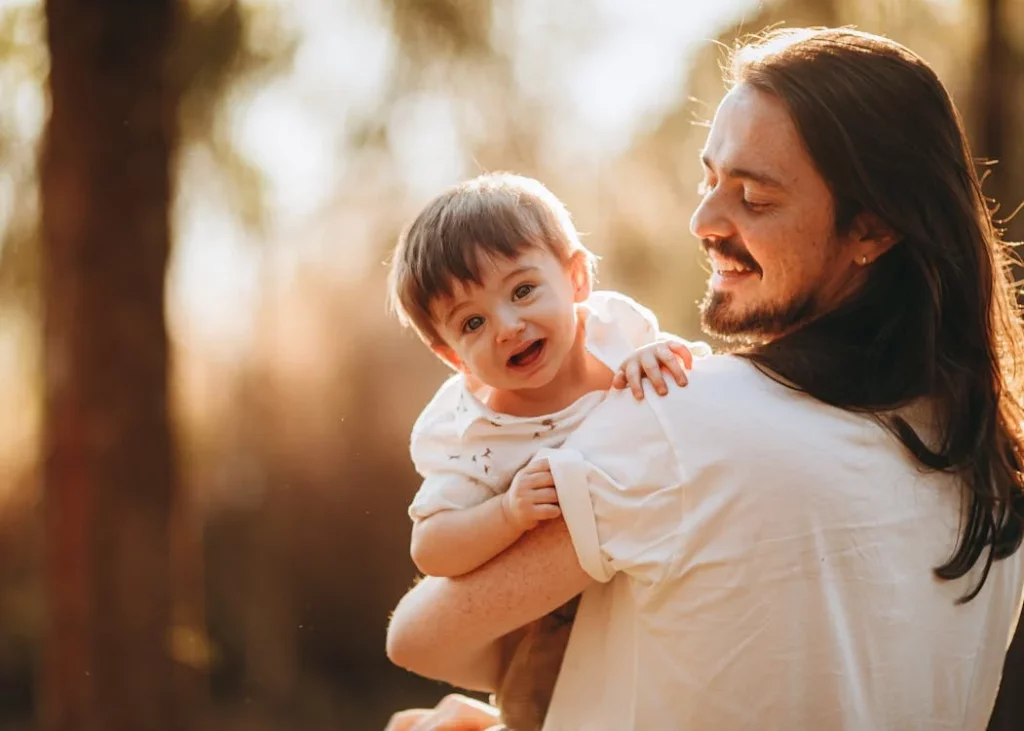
[387,172,707,730]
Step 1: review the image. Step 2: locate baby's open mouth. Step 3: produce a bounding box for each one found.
[508,339,545,368]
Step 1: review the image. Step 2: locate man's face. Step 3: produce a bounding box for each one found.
[691,83,864,341]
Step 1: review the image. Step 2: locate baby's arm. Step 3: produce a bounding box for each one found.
[411,496,518,577]
[411,460,560,578]
[588,291,710,400]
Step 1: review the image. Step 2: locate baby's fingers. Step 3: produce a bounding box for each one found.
[612,369,628,390]
[639,349,669,396]
[527,469,555,489]
[529,487,559,505]
[525,457,550,474]
[655,344,688,387]
[667,340,694,370]
[532,504,562,522]
[622,358,644,400]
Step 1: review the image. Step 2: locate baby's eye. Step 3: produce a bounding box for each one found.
[513,284,535,300]
[462,316,484,334]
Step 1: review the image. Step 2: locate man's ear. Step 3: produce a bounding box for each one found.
[430,344,467,373]
[569,251,593,303]
[850,211,901,265]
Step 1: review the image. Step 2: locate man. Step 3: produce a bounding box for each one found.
[386,27,1024,730]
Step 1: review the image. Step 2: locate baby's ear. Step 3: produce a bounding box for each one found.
[430,344,467,373]
[569,251,593,303]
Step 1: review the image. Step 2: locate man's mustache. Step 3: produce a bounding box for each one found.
[702,238,762,274]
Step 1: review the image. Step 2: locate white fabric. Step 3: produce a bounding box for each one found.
[408,290,697,521]
[537,354,1024,731]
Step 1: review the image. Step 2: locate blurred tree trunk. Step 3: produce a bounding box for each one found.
[39,1,185,731]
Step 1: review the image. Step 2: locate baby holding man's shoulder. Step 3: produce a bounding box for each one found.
[386,171,710,730]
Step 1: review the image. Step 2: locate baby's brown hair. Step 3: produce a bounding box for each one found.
[387,172,596,346]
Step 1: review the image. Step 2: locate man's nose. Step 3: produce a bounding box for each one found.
[690,191,735,242]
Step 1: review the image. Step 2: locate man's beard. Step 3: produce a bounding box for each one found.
[700,285,817,344]
[699,235,826,344]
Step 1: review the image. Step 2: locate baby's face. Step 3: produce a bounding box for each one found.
[429,246,587,393]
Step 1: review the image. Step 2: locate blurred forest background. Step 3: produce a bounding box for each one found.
[0,0,1021,729]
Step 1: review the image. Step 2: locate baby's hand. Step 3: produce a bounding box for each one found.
[502,459,560,532]
[613,339,694,400]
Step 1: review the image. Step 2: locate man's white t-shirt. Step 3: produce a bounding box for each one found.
[537,355,1024,730]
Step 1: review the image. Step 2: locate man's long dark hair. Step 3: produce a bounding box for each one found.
[729,28,1024,602]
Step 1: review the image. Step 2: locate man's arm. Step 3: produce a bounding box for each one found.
[387,518,592,687]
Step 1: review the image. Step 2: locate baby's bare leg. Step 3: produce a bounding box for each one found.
[493,596,580,731]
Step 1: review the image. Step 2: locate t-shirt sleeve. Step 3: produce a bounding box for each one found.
[584,290,714,366]
[532,389,684,583]
[407,382,496,522]
[587,290,661,352]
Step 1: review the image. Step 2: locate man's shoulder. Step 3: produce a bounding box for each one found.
[558,356,759,449]
[551,355,793,495]
[587,354,785,439]
[643,354,881,459]
[682,352,783,395]
[648,353,773,406]
[652,353,791,418]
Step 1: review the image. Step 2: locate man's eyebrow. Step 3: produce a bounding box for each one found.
[700,154,786,189]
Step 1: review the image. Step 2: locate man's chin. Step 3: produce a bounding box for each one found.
[700,316,769,345]
[700,291,757,341]
[699,290,810,344]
